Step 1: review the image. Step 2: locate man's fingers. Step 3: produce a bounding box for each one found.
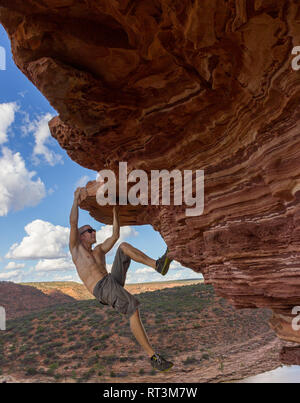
[74,187,85,202]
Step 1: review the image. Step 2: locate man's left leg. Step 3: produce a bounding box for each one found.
[110,245,174,371]
[129,308,155,358]
[110,245,155,356]
[129,308,173,371]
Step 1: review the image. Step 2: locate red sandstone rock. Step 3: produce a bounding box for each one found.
[1,1,300,357]
[280,346,300,366]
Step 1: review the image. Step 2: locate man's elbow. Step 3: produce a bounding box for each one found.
[112,231,120,240]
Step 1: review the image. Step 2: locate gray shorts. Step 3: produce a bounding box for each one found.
[92,245,140,318]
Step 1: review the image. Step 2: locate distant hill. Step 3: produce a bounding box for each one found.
[0,281,76,320]
[21,278,204,301]
[21,281,92,301]
[0,279,204,321]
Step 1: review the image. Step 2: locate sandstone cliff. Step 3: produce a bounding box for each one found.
[0,0,300,356]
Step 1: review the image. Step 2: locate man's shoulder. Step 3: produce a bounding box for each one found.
[69,243,80,260]
[93,243,105,255]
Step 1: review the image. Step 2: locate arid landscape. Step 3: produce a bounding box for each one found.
[0,279,295,383]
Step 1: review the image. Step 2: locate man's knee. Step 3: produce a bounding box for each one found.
[129,307,139,321]
[119,242,130,254]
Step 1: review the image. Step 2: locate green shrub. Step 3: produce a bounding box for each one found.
[87,356,98,366]
[25,367,37,376]
[183,356,198,365]
[46,368,54,376]
[103,355,118,364]
[81,368,95,381]
[22,354,37,365]
[149,369,156,376]
[49,362,59,371]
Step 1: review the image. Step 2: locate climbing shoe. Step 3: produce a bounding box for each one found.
[155,248,172,276]
[150,353,174,372]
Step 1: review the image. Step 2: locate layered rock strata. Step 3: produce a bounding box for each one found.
[1,1,300,352]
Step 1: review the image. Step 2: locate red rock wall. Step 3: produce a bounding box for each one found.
[1,1,300,347]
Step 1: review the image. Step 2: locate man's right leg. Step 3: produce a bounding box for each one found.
[119,242,156,269]
[120,242,173,277]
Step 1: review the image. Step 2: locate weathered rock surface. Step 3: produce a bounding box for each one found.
[1,0,300,354]
[280,345,300,365]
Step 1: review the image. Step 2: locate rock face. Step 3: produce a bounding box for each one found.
[280,346,300,365]
[1,0,300,350]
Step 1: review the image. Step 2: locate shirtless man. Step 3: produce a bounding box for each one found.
[69,187,174,372]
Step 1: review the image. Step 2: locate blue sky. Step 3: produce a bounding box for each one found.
[0,24,202,285]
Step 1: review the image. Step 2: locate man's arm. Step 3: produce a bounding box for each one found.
[100,206,120,254]
[69,188,81,252]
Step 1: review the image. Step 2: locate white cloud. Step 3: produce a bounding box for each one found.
[131,261,188,277]
[28,113,63,166]
[126,268,202,284]
[0,270,21,280]
[4,262,25,270]
[170,260,188,270]
[34,257,74,272]
[0,147,46,216]
[0,102,18,144]
[48,184,58,195]
[18,90,28,98]
[75,176,92,188]
[125,262,202,284]
[20,110,31,137]
[5,219,69,260]
[96,225,139,256]
[96,225,138,243]
[52,274,80,282]
[135,267,153,274]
